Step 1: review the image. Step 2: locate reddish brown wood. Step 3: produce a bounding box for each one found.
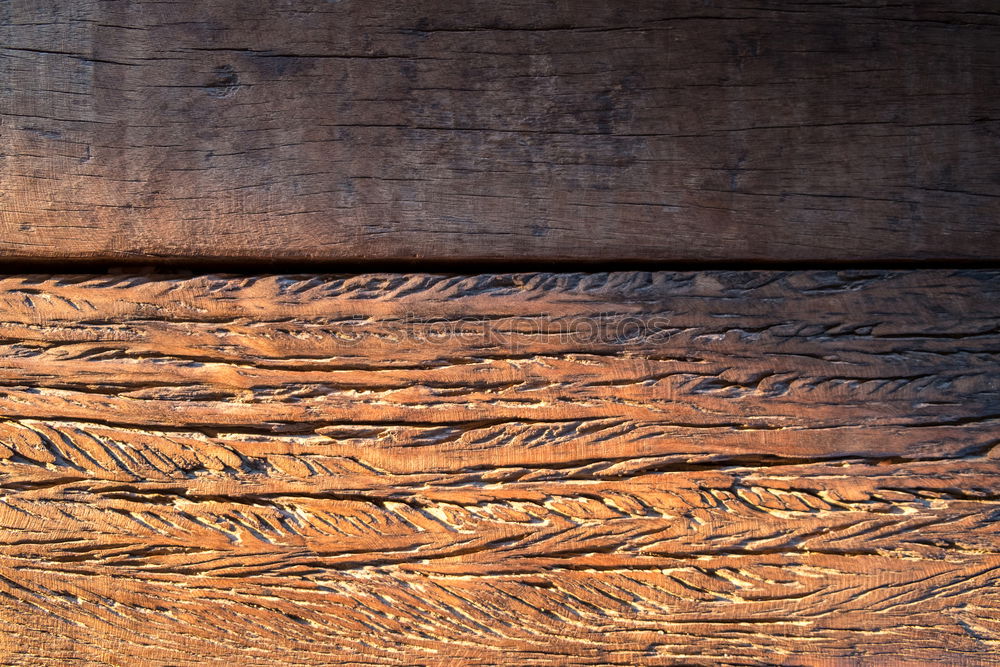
[0,270,998,664]
[1,1,999,263]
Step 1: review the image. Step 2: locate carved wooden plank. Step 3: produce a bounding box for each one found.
[2,0,999,263]
[0,269,998,664]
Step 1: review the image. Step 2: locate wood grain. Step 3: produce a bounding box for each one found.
[2,0,999,263]
[0,269,998,664]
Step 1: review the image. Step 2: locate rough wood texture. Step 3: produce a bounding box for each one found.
[0,269,998,664]
[2,0,999,263]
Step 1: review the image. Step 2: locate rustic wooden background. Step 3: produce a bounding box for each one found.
[2,0,998,263]
[2,1,999,665]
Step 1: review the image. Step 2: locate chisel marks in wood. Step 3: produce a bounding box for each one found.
[0,269,999,664]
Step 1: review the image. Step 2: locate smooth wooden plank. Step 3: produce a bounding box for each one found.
[1,0,999,263]
[0,269,998,665]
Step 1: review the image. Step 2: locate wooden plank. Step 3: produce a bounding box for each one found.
[0,269,998,664]
[1,1,999,264]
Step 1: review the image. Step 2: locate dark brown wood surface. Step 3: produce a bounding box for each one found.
[2,0,999,263]
[1,269,998,664]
